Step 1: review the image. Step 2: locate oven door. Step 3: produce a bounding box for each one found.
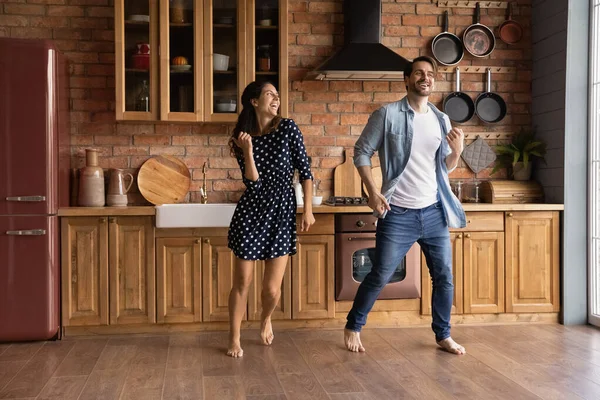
[336,232,421,301]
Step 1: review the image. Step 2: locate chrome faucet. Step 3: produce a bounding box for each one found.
[200,162,208,204]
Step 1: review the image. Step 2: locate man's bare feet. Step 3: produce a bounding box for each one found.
[437,337,466,355]
[227,337,243,358]
[344,329,366,352]
[260,317,274,345]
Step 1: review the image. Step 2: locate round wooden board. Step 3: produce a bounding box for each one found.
[137,155,191,205]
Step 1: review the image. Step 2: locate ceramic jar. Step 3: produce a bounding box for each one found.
[78,149,105,207]
[106,168,134,207]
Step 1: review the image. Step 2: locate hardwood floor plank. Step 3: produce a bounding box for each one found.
[0,343,43,363]
[0,346,9,358]
[342,356,414,400]
[0,341,74,399]
[93,340,138,371]
[0,361,26,393]
[167,334,203,371]
[265,332,311,375]
[467,342,584,400]
[327,394,374,400]
[36,376,87,400]
[201,333,243,377]
[53,339,107,377]
[119,365,164,400]
[203,376,245,400]
[162,368,203,400]
[130,336,169,367]
[238,342,284,396]
[77,369,127,400]
[246,395,288,400]
[277,372,329,400]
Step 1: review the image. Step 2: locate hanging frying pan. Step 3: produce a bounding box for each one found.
[431,11,463,66]
[443,67,475,123]
[475,68,507,123]
[498,2,523,45]
[463,2,495,58]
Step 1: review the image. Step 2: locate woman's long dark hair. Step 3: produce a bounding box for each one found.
[229,80,281,158]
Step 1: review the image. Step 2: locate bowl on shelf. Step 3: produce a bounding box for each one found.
[215,99,236,113]
[213,54,230,71]
[312,196,323,206]
[171,64,192,72]
[128,14,150,22]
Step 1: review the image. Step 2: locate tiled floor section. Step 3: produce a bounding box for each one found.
[1,324,600,399]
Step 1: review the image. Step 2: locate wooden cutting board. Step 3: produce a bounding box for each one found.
[137,155,191,205]
[333,149,362,197]
[362,166,382,198]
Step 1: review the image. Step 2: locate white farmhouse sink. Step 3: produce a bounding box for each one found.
[155,203,237,228]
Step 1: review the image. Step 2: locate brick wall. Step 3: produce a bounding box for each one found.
[0,0,532,205]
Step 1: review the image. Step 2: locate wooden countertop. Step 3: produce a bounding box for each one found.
[59,203,564,217]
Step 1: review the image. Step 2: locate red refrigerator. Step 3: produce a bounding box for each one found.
[0,38,70,341]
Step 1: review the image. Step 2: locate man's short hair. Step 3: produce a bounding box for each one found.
[404,56,438,80]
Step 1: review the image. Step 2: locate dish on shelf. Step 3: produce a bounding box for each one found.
[215,99,236,112]
[213,53,229,71]
[128,14,150,22]
[171,64,192,72]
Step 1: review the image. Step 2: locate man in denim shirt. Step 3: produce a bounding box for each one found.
[345,56,467,355]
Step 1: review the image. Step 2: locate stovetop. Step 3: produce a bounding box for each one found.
[325,196,368,206]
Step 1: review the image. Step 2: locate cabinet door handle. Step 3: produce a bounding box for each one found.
[507,212,513,217]
[6,229,46,236]
[195,239,200,244]
[6,195,46,202]
[465,233,471,238]
[457,234,462,239]
[100,218,106,223]
[109,217,116,223]
[204,239,210,244]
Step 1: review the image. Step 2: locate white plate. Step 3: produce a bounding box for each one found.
[171,64,192,72]
[128,14,150,22]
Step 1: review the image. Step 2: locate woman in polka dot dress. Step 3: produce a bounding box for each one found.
[226,81,315,357]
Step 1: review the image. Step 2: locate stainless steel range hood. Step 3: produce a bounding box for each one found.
[307,0,410,81]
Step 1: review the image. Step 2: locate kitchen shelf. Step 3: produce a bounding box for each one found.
[126,68,150,73]
[256,25,277,30]
[214,23,235,28]
[256,71,277,75]
[438,66,515,74]
[170,23,193,27]
[436,1,508,9]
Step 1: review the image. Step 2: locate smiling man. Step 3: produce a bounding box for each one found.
[344,56,467,355]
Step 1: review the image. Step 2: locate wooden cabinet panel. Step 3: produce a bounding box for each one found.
[248,258,292,320]
[463,232,504,314]
[202,236,242,321]
[61,217,109,326]
[109,217,156,324]
[421,232,463,315]
[505,211,560,312]
[292,235,334,319]
[156,237,202,323]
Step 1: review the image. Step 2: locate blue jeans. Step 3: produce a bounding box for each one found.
[345,201,453,342]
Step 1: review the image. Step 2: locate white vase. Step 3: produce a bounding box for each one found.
[513,162,532,181]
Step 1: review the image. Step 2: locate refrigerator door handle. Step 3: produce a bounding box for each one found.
[6,196,46,202]
[6,229,47,236]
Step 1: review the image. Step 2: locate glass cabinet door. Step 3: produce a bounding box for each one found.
[115,0,159,121]
[248,0,287,117]
[204,0,246,122]
[160,0,203,121]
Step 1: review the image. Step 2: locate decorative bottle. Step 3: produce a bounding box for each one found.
[78,149,105,207]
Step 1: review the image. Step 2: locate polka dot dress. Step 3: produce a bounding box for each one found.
[228,118,313,260]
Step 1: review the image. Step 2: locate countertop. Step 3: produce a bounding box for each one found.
[58,203,565,216]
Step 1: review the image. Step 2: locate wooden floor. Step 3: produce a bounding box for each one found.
[1,324,600,399]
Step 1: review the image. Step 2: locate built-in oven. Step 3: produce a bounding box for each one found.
[335,213,421,301]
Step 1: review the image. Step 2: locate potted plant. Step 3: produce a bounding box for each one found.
[491,129,547,181]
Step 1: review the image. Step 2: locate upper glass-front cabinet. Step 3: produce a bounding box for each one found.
[115,0,159,121]
[160,0,203,121]
[115,0,287,122]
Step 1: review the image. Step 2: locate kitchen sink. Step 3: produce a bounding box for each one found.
[155,203,237,228]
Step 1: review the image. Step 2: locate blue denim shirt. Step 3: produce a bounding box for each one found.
[354,96,467,228]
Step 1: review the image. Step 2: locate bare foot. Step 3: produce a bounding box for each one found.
[344,329,366,352]
[260,317,274,345]
[227,338,243,358]
[437,337,466,355]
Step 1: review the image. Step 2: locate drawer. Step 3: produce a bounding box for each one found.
[452,212,504,232]
[296,213,334,235]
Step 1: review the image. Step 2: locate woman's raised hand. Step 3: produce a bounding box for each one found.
[234,132,253,153]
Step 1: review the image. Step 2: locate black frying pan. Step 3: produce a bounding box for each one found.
[443,67,475,123]
[475,68,507,123]
[463,2,495,58]
[432,11,463,66]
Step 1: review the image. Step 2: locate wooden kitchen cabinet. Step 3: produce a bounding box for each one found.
[61,217,109,326]
[115,0,288,122]
[505,211,560,313]
[156,237,202,323]
[61,216,155,326]
[292,235,335,319]
[202,236,242,321]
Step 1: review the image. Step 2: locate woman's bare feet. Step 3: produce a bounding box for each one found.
[344,329,366,352]
[260,317,274,345]
[437,337,466,355]
[227,336,243,358]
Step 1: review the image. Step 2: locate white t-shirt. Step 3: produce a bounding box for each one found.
[390,106,441,209]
